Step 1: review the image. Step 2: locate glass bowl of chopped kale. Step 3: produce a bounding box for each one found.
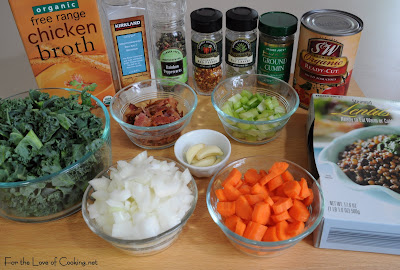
[0,88,112,222]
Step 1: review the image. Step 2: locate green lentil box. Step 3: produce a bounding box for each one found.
[307,94,400,255]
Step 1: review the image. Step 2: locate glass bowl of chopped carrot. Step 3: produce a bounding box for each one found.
[211,74,299,144]
[206,156,324,257]
[110,79,198,149]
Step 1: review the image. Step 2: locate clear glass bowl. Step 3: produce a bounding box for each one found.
[211,74,299,144]
[206,156,324,257]
[82,157,198,255]
[110,79,197,149]
[0,88,112,222]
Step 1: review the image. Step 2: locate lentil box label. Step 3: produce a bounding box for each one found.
[307,94,400,255]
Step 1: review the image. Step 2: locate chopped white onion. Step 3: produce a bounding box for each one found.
[87,151,194,240]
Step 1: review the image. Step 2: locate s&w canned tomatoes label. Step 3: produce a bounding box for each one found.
[293,9,363,109]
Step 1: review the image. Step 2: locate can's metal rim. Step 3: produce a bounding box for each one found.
[301,9,363,36]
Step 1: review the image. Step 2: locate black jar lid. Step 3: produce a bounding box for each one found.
[191,8,223,33]
[259,11,298,37]
[226,7,258,32]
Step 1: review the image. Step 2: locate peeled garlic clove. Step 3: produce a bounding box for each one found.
[191,156,216,167]
[195,145,224,160]
[213,158,222,165]
[185,143,205,164]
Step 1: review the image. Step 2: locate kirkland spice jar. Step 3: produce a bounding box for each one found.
[257,12,298,84]
[190,8,223,95]
[225,7,258,78]
[293,9,363,109]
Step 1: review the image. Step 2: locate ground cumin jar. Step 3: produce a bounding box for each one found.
[293,9,363,109]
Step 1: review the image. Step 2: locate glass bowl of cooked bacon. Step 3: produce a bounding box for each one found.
[110,79,198,149]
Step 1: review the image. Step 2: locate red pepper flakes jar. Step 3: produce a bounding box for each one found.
[190,8,223,95]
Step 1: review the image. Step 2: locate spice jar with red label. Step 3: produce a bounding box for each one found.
[190,8,223,95]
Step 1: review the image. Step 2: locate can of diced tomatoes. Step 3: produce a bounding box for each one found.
[293,9,363,109]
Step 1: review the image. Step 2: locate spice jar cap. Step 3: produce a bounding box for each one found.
[259,11,298,36]
[226,7,258,32]
[191,8,223,33]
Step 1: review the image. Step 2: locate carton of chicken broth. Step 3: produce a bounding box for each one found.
[9,0,116,104]
[307,94,400,255]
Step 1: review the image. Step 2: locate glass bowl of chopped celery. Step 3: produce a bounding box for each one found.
[0,88,112,222]
[82,152,198,256]
[211,74,299,144]
[110,79,198,150]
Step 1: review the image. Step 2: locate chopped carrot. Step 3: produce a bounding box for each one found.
[264,195,274,206]
[276,220,289,241]
[251,183,269,196]
[217,201,236,217]
[271,210,291,223]
[299,178,311,199]
[282,170,295,182]
[262,226,279,242]
[245,194,266,205]
[259,169,268,177]
[223,184,241,201]
[274,184,286,197]
[283,180,301,199]
[259,162,289,186]
[287,220,305,238]
[243,221,268,241]
[217,163,314,243]
[252,202,271,225]
[224,215,241,231]
[289,199,310,222]
[222,168,242,187]
[234,179,244,189]
[238,184,251,195]
[272,197,293,214]
[271,195,283,203]
[235,195,253,220]
[216,189,227,202]
[303,188,314,206]
[235,219,247,236]
[267,175,284,191]
[244,168,261,186]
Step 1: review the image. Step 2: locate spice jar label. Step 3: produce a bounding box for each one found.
[226,38,256,68]
[155,32,188,83]
[110,15,152,88]
[257,42,294,82]
[158,48,187,81]
[192,39,222,69]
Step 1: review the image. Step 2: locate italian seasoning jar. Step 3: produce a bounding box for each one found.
[257,12,298,83]
[146,0,188,84]
[190,8,223,95]
[225,7,258,78]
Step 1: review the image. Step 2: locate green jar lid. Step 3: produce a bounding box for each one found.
[259,11,298,36]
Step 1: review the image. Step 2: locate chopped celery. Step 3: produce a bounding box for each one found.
[220,89,287,142]
[240,90,253,99]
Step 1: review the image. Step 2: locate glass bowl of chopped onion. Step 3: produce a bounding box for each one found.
[0,88,112,222]
[82,151,198,255]
[211,74,299,144]
[110,79,198,149]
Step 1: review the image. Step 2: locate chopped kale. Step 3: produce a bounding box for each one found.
[0,89,109,217]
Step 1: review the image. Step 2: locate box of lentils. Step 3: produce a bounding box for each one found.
[307,94,400,255]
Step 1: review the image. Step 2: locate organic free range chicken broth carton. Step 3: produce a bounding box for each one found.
[307,94,400,255]
[9,0,116,104]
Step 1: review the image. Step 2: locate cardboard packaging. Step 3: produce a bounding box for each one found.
[307,94,400,255]
[9,0,117,105]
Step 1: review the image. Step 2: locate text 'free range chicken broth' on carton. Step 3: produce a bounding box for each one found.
[9,0,117,104]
